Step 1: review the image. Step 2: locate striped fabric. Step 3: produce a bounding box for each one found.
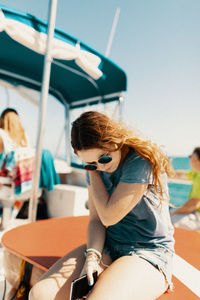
[0,148,35,196]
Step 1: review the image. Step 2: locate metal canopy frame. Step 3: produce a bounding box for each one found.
[0,4,127,108]
[0,2,127,221]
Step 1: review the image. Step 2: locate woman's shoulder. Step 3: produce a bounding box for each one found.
[120,148,152,184]
[0,128,5,135]
[123,148,151,168]
[0,128,17,153]
[0,128,9,139]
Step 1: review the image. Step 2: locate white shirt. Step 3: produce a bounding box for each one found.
[0,128,18,153]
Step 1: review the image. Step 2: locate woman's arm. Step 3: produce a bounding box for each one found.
[87,185,106,252]
[170,198,200,216]
[80,185,106,283]
[89,171,148,226]
[174,170,187,180]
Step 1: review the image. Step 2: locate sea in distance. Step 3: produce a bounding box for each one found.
[168,156,191,208]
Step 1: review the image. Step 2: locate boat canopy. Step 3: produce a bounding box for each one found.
[0,5,127,109]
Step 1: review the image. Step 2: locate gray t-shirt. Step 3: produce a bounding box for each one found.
[87,149,174,251]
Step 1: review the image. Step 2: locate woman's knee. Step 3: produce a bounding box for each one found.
[29,283,40,300]
[29,279,54,300]
[29,282,45,300]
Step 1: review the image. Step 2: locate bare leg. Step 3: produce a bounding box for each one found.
[29,245,86,300]
[29,245,111,300]
[87,254,167,300]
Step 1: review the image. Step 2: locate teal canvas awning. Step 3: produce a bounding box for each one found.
[0,5,127,108]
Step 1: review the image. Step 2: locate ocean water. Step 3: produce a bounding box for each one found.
[169,156,190,171]
[168,156,191,208]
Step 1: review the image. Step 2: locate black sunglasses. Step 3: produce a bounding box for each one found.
[84,155,112,171]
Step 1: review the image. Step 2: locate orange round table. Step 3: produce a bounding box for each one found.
[2,216,200,299]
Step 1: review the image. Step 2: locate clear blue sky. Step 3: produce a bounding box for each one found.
[0,0,200,156]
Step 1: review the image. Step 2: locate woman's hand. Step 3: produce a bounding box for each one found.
[80,252,101,286]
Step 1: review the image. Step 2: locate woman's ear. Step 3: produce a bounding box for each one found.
[104,143,118,151]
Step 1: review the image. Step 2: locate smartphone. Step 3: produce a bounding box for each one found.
[69,271,98,300]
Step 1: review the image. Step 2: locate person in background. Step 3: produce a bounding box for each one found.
[0,107,60,221]
[170,147,200,231]
[29,111,175,300]
[0,107,28,153]
[0,107,30,224]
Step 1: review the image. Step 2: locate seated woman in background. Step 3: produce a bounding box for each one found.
[0,108,30,226]
[0,107,28,153]
[0,107,60,220]
[170,147,200,231]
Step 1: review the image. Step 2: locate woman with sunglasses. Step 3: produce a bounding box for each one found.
[29,111,175,300]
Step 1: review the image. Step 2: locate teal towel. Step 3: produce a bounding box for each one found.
[39,149,60,191]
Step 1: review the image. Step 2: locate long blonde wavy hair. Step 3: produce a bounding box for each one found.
[71,111,175,202]
[0,108,28,147]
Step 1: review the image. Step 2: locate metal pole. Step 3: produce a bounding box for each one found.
[118,94,124,122]
[65,103,71,164]
[105,7,120,57]
[54,125,65,157]
[4,87,10,107]
[28,0,58,221]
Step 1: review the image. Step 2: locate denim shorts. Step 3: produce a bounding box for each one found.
[104,239,174,291]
